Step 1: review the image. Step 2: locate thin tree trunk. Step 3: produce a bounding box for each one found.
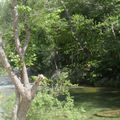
[21,60,30,87]
[0,27,44,120]
[0,0,45,119]
[12,89,20,120]
[17,99,31,120]
[12,97,31,120]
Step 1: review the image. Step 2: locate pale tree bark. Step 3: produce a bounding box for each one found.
[13,0,30,88]
[12,89,20,120]
[0,0,45,119]
[0,34,45,120]
[17,99,31,120]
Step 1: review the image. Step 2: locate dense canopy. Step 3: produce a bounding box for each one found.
[0,0,120,88]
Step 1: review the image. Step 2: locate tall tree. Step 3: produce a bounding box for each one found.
[0,0,45,120]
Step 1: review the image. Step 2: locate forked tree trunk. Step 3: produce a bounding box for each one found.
[0,33,44,120]
[0,0,45,120]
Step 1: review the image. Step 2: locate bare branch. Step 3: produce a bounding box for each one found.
[31,74,45,99]
[22,26,30,55]
[21,11,31,87]
[13,4,23,57]
[21,0,31,55]
[13,0,30,87]
[22,61,30,87]
[111,24,116,39]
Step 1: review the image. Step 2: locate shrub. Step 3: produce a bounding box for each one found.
[26,92,84,120]
[1,75,84,120]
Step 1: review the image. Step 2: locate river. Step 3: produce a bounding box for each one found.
[0,76,14,95]
[0,76,14,120]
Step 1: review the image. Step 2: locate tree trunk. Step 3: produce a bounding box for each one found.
[0,1,45,120]
[12,98,31,120]
[12,89,20,120]
[17,99,31,120]
[0,34,44,120]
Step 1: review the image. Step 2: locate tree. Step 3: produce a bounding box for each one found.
[0,0,45,120]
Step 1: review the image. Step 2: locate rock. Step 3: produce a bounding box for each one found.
[95,109,120,118]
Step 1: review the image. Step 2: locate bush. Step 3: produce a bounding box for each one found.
[27,74,83,120]
[1,75,84,120]
[26,92,84,120]
[0,94,15,120]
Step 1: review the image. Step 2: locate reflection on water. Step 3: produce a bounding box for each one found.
[0,76,14,95]
[70,86,120,94]
[0,76,12,86]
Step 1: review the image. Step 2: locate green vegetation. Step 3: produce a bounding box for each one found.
[0,67,6,76]
[1,0,120,120]
[1,0,120,87]
[1,86,120,120]
[0,77,84,120]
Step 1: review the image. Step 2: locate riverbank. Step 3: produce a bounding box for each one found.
[0,76,120,120]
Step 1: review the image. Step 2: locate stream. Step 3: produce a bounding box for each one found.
[0,76,14,95]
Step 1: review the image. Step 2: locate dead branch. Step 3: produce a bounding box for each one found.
[31,74,45,99]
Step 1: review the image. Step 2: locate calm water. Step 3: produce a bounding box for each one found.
[0,76,14,95]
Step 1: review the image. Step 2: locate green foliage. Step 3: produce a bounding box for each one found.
[0,76,83,120]
[0,67,6,76]
[1,0,120,87]
[17,5,32,13]
[26,79,83,120]
[0,94,15,120]
[26,92,84,120]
